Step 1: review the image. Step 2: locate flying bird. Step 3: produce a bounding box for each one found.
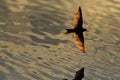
[73,68,84,80]
[63,68,85,80]
[65,6,87,53]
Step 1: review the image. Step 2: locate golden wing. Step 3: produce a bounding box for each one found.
[74,32,85,53]
[73,7,83,28]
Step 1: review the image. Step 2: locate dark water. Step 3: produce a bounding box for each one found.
[0,0,120,80]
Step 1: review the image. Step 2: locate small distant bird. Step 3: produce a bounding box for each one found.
[63,68,84,80]
[65,6,87,53]
[73,68,84,80]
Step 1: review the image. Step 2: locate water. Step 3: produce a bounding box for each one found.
[0,0,120,80]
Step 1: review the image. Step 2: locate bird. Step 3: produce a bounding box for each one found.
[63,68,85,80]
[65,6,87,53]
[73,68,84,80]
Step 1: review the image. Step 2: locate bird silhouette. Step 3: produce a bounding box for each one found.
[73,68,84,80]
[65,6,87,53]
[63,68,84,80]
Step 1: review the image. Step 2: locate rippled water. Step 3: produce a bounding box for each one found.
[0,0,120,80]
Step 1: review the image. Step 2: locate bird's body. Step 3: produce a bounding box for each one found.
[65,6,87,53]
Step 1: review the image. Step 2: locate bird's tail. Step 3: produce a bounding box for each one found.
[65,28,75,34]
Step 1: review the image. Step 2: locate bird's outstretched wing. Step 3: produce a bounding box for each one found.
[74,32,85,53]
[63,68,84,80]
[74,68,84,80]
[73,6,83,29]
